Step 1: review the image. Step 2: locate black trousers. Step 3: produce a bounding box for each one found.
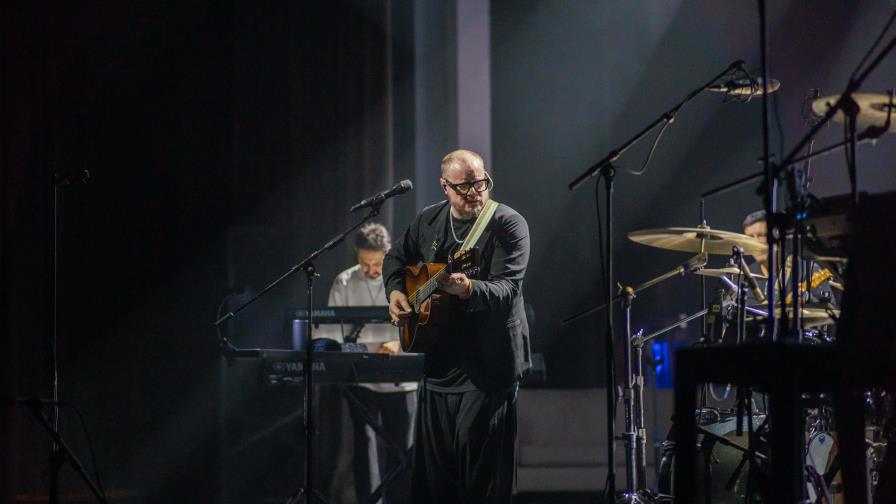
[345,386,417,504]
[411,384,517,503]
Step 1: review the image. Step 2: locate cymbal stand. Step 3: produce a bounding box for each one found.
[619,287,652,503]
[616,254,708,504]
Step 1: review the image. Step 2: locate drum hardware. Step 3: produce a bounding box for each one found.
[658,412,770,503]
[565,59,759,501]
[694,267,767,280]
[615,256,713,504]
[617,257,754,503]
[562,253,708,325]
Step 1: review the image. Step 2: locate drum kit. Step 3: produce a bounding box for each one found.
[600,93,896,504]
[559,77,896,501]
[608,218,896,503]
[605,91,895,503]
[560,4,896,494]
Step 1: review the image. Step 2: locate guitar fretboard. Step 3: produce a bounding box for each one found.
[409,265,449,310]
[407,200,497,311]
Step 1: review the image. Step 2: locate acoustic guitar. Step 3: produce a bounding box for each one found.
[399,248,480,353]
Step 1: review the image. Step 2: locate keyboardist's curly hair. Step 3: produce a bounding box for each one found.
[355,222,391,253]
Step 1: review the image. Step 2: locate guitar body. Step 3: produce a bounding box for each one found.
[400,263,452,353]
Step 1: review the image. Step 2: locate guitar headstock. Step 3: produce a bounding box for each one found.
[449,247,480,277]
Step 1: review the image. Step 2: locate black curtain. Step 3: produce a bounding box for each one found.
[2,1,392,502]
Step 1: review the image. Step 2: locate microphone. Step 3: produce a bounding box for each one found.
[707,76,781,97]
[735,248,767,303]
[684,252,709,273]
[350,180,413,212]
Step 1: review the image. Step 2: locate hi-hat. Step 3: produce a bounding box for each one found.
[628,227,768,256]
[811,93,896,132]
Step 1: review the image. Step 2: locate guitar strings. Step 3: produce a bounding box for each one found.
[408,201,496,309]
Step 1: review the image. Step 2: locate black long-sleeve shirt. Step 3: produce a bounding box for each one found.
[383,200,531,392]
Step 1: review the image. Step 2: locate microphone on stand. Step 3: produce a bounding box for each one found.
[349,179,413,212]
[735,249,767,303]
[707,76,781,97]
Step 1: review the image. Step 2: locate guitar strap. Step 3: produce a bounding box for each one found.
[458,199,499,254]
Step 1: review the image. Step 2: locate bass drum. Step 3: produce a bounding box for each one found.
[658,412,769,503]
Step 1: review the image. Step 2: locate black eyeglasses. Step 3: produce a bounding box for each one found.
[442,175,492,195]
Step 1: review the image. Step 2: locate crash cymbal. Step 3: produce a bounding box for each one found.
[746,304,839,328]
[811,93,896,132]
[628,227,768,256]
[694,267,767,279]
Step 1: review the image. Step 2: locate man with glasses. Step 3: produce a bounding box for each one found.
[382,149,531,502]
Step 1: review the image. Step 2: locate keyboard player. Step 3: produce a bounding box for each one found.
[325,222,417,504]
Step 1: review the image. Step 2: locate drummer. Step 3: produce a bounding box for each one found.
[741,209,769,279]
[740,210,837,342]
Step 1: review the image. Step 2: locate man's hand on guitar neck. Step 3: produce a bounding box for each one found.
[438,273,473,300]
[389,291,413,326]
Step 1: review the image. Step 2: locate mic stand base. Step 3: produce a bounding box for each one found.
[615,489,660,504]
[284,488,329,504]
[215,206,383,504]
[20,400,107,503]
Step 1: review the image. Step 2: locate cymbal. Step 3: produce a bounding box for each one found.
[695,267,767,279]
[811,93,896,132]
[746,304,839,328]
[628,227,768,256]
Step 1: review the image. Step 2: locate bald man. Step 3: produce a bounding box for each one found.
[382,149,531,502]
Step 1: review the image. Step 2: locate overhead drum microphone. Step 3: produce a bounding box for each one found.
[707,76,782,97]
[350,179,414,212]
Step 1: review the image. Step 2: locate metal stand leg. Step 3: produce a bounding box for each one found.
[340,386,411,504]
[617,287,657,504]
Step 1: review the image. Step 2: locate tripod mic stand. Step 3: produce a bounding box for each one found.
[215,204,384,504]
[565,59,743,501]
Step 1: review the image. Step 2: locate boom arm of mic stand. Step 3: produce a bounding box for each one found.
[703,32,896,201]
[561,253,708,325]
[567,60,744,191]
[213,204,384,347]
[701,127,889,200]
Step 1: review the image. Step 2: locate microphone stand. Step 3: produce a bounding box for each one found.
[12,398,107,503]
[48,170,91,504]
[215,203,384,504]
[565,60,740,501]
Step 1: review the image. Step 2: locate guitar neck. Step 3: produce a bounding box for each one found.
[412,265,450,308]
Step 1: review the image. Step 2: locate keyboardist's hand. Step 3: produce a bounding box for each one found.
[378,341,401,355]
[389,291,412,326]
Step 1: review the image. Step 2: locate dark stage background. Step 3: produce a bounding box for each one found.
[3,1,895,502]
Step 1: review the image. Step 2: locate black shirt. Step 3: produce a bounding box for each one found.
[383,200,532,393]
[423,214,476,392]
